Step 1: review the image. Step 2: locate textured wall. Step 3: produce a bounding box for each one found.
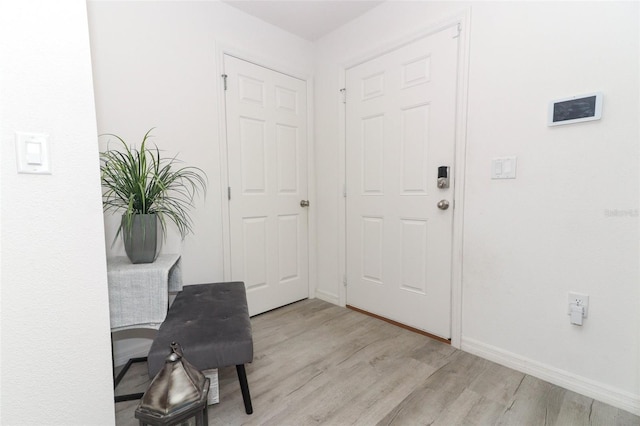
[0,0,115,424]
[87,0,315,366]
[314,0,639,414]
[87,0,315,285]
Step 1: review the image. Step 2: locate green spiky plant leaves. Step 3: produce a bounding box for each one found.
[100,128,207,244]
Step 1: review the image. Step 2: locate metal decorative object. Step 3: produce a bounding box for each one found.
[135,342,209,426]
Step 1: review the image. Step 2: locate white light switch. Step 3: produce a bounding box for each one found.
[16,132,51,174]
[26,141,43,164]
[491,157,517,179]
[494,161,503,175]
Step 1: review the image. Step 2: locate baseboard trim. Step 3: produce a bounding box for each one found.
[315,289,340,305]
[461,337,640,416]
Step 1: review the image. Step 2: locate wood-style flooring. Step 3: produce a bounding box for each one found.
[114,299,639,425]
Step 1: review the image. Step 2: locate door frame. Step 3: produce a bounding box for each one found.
[215,42,317,300]
[338,10,471,348]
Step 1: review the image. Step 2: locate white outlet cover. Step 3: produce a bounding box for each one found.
[567,292,589,318]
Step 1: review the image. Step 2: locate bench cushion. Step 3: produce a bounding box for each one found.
[147,282,253,378]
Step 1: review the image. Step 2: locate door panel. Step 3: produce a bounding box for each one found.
[224,55,308,315]
[346,26,459,338]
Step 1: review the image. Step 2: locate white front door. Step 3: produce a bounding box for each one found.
[345,25,459,339]
[224,55,309,316]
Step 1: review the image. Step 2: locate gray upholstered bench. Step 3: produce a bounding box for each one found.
[147,282,254,414]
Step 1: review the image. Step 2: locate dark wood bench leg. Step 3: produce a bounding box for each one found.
[236,364,253,414]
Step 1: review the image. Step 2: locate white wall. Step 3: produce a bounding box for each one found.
[87,0,315,364]
[314,1,639,414]
[84,0,639,415]
[0,1,116,424]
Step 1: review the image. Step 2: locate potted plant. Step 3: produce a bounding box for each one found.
[100,128,207,263]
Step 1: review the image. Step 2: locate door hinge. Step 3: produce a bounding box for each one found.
[453,23,462,38]
[228,186,231,200]
[221,74,228,90]
[342,184,347,198]
[340,88,346,104]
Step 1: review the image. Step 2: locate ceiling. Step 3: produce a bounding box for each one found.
[222,1,385,41]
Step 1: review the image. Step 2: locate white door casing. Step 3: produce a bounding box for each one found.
[345,25,459,339]
[224,55,309,316]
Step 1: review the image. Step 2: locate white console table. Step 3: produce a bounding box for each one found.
[107,254,182,332]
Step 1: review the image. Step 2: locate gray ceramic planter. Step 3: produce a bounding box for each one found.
[122,214,158,264]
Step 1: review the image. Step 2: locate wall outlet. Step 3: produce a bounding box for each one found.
[568,292,589,318]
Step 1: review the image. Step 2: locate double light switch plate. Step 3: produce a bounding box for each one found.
[491,157,517,179]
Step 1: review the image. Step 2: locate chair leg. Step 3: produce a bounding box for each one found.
[235,364,253,414]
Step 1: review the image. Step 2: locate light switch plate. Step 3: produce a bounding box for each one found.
[16,132,51,174]
[491,157,517,179]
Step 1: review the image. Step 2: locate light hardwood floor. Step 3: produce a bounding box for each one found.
[114,299,639,425]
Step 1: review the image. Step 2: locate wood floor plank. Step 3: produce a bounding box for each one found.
[258,331,442,425]
[495,375,567,425]
[431,388,506,426]
[113,299,640,426]
[589,399,640,426]
[467,359,527,406]
[376,351,491,425]
[322,360,439,425]
[554,391,593,426]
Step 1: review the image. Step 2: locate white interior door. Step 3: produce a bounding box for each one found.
[345,25,459,339]
[224,55,309,316]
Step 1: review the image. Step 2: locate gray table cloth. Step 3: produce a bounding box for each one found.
[107,254,182,331]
